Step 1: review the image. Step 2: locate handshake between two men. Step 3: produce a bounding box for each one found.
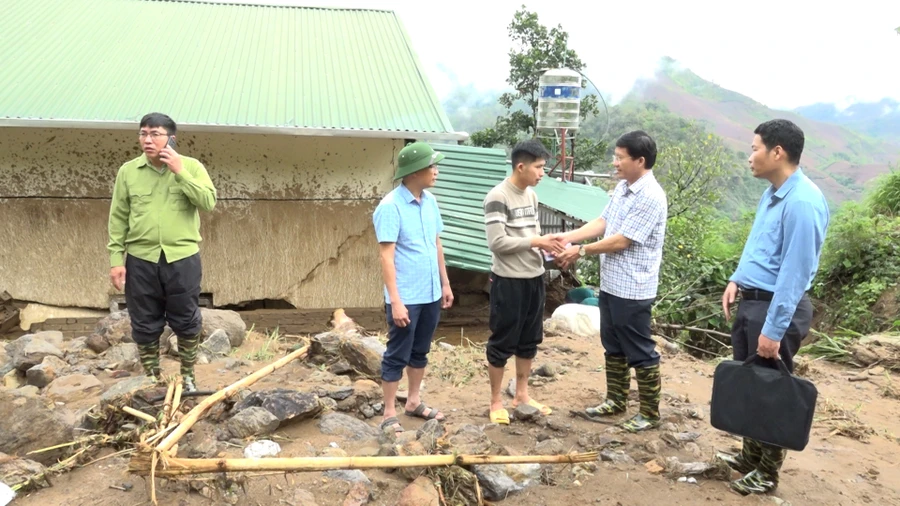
[533,233,583,270]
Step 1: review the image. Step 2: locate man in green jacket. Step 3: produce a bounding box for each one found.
[107,113,217,392]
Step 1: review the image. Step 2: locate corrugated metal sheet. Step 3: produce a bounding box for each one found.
[0,0,459,139]
[430,143,508,273]
[533,176,611,223]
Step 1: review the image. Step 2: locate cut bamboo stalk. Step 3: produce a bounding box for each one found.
[129,452,599,477]
[122,406,158,425]
[154,345,309,453]
[167,381,183,428]
[160,381,176,425]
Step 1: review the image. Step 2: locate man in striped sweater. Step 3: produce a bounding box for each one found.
[482,139,565,425]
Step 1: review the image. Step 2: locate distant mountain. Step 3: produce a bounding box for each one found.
[793,98,900,140]
[627,57,900,205]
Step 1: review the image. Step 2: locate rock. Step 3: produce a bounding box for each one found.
[324,469,370,483]
[163,333,179,356]
[310,331,345,362]
[85,333,111,354]
[438,342,455,351]
[359,404,375,419]
[224,358,246,370]
[232,389,323,425]
[100,376,156,406]
[26,355,69,388]
[342,481,371,506]
[94,311,133,345]
[513,403,541,422]
[102,343,141,372]
[0,390,75,465]
[449,425,494,454]
[45,374,103,403]
[188,437,219,458]
[3,369,24,389]
[473,463,542,501]
[600,450,635,465]
[308,370,352,386]
[244,440,282,458]
[200,329,232,358]
[64,336,95,359]
[417,419,444,440]
[0,452,47,489]
[869,366,887,376]
[0,346,11,375]
[665,457,714,476]
[340,337,385,377]
[319,447,348,458]
[324,386,354,401]
[396,440,428,481]
[534,439,565,455]
[201,308,247,347]
[17,385,40,396]
[328,360,354,375]
[286,488,319,506]
[227,407,280,438]
[7,334,65,372]
[317,413,379,441]
[352,380,381,401]
[535,363,560,378]
[398,476,440,506]
[506,378,516,398]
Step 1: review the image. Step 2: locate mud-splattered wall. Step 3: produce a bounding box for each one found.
[0,127,402,309]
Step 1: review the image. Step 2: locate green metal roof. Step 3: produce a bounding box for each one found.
[0,0,464,141]
[430,143,509,273]
[533,176,611,223]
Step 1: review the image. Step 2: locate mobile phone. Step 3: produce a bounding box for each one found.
[166,136,176,150]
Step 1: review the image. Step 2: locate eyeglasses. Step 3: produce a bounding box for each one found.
[138,132,168,139]
[612,155,632,162]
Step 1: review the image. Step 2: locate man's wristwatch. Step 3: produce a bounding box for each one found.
[578,245,586,257]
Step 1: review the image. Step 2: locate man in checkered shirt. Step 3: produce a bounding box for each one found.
[555,130,668,432]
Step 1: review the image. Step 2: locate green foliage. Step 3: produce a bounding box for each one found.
[813,194,900,334]
[798,329,860,363]
[469,6,600,159]
[866,165,900,216]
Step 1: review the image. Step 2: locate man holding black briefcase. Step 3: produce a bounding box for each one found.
[719,119,830,495]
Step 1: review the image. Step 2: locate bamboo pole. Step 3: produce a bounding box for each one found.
[154,345,309,453]
[160,381,176,426]
[166,381,184,429]
[129,452,599,477]
[122,406,158,425]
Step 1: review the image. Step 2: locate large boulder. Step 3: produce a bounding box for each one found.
[200,309,247,347]
[0,389,75,465]
[5,333,65,372]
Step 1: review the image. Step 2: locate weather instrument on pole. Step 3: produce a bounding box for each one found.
[536,68,581,180]
[535,68,610,182]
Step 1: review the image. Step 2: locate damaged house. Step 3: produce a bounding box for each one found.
[0,0,466,332]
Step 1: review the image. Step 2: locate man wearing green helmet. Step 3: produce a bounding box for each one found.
[373,141,454,433]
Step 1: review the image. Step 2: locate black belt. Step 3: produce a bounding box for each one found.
[740,287,774,302]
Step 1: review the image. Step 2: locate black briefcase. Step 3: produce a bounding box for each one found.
[710,354,818,451]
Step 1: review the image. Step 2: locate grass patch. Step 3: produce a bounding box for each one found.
[430,338,487,388]
[245,327,282,362]
[798,329,861,363]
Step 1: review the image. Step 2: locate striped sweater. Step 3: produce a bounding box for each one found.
[483,179,544,278]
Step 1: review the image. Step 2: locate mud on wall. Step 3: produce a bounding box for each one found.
[0,127,402,309]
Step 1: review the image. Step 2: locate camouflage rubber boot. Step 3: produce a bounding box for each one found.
[730,442,784,495]
[137,341,161,382]
[622,364,661,433]
[178,332,201,392]
[717,438,762,475]
[585,355,629,416]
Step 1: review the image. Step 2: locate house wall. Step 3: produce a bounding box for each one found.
[0,127,401,309]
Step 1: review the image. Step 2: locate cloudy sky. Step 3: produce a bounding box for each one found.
[218,0,899,110]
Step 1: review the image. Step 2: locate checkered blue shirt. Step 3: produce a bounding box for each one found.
[599,172,668,300]
[373,184,443,305]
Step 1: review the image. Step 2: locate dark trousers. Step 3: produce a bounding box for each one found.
[125,251,203,344]
[730,294,813,372]
[486,273,545,368]
[381,299,442,382]
[597,291,659,368]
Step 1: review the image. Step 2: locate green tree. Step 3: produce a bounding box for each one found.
[470,6,605,170]
[654,124,730,219]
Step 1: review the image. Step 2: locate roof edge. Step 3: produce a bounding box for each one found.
[0,119,469,142]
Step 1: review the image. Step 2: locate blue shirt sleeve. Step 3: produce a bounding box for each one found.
[762,200,822,341]
[373,202,400,244]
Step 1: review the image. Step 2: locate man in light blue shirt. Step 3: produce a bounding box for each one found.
[719,119,830,495]
[373,142,454,434]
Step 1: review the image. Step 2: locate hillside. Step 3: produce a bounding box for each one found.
[627,57,900,204]
[794,98,900,141]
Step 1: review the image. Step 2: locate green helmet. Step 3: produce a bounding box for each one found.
[394,142,445,180]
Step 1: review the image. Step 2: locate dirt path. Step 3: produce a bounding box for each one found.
[12,326,900,506]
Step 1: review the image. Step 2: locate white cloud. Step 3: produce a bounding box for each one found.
[204,0,900,109]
